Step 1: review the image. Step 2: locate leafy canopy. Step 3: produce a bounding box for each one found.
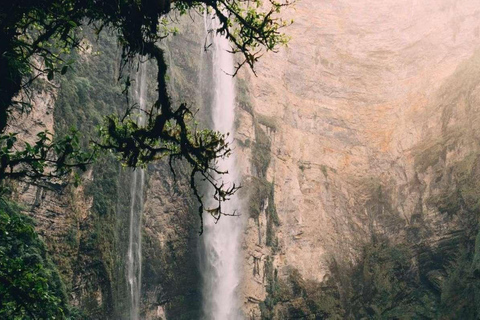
[0,0,292,231]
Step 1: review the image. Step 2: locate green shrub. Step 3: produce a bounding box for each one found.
[0,200,70,319]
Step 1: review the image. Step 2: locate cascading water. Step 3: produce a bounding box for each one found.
[126,62,147,320]
[201,15,243,320]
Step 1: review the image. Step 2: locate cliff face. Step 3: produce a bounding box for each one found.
[9,1,480,318]
[9,22,207,319]
[236,0,480,317]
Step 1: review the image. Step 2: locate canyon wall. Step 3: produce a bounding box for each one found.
[235,0,480,317]
[9,1,480,319]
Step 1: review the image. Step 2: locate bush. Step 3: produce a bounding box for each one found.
[0,200,70,319]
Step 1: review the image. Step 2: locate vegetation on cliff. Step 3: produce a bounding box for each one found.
[0,0,292,228]
[261,232,480,319]
[0,0,292,317]
[0,200,73,319]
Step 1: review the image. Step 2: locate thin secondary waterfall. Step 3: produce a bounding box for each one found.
[201,16,243,320]
[127,62,147,320]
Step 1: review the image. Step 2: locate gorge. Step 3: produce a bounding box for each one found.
[3,0,480,319]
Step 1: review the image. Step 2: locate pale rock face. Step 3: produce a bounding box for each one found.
[236,0,480,316]
[9,86,74,240]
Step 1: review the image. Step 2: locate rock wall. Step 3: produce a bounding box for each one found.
[9,20,208,319]
[9,1,480,318]
[236,0,480,317]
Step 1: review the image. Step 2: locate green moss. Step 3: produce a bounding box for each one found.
[237,138,251,149]
[257,114,278,132]
[85,156,120,217]
[247,177,270,219]
[427,153,480,217]
[65,225,78,248]
[251,123,271,178]
[266,181,280,248]
[321,165,328,178]
[261,262,343,320]
[236,77,254,115]
[248,113,276,225]
[54,31,124,141]
[52,28,125,318]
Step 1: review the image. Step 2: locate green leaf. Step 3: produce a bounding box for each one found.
[61,66,68,75]
[47,70,54,81]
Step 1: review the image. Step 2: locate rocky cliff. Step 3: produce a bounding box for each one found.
[8,1,480,319]
[9,21,208,319]
[235,0,480,318]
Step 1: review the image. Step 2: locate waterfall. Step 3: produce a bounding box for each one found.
[201,16,243,320]
[127,62,147,320]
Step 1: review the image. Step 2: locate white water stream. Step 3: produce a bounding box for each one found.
[127,62,147,320]
[201,16,243,320]
[123,21,243,319]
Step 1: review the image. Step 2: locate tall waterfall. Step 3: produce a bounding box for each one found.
[127,62,147,320]
[201,16,243,320]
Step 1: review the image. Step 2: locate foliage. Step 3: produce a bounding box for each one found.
[52,30,127,318]
[346,241,435,319]
[265,180,279,248]
[342,236,480,319]
[436,231,480,319]
[261,260,343,320]
[0,200,70,319]
[0,0,293,316]
[257,114,278,132]
[252,122,272,178]
[0,130,93,188]
[0,0,293,234]
[260,231,480,320]
[247,176,271,219]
